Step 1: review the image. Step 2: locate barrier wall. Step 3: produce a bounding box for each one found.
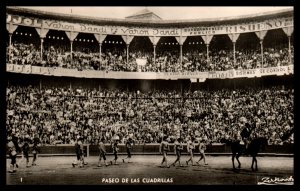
[10,144,293,156]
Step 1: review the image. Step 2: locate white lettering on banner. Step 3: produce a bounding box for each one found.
[260,67,286,76]
[6,14,42,27]
[23,65,32,73]
[208,70,234,79]
[6,64,293,79]
[7,13,293,36]
[183,17,293,36]
[235,69,257,78]
[163,71,208,79]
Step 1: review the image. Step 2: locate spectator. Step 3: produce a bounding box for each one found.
[8,42,293,72]
[6,85,294,145]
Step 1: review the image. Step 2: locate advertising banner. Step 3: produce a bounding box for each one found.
[7,14,293,36]
[7,64,293,80]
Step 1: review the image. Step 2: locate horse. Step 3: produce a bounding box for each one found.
[221,125,293,171]
[222,137,268,171]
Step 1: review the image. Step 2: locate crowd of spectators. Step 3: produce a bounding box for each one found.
[7,42,293,72]
[6,85,294,146]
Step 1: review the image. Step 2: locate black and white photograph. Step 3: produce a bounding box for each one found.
[5,6,294,186]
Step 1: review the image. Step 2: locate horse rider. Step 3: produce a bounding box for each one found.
[240,122,252,150]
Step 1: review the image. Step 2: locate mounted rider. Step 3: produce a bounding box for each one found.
[240,122,252,150]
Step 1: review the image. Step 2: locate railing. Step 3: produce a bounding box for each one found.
[7,143,293,157]
[6,64,294,80]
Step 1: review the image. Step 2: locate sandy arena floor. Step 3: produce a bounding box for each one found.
[6,155,293,185]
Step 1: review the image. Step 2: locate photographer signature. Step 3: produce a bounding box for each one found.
[258,176,293,185]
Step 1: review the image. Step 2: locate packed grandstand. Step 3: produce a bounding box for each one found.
[6,7,294,146]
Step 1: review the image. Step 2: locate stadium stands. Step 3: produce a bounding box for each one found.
[6,85,294,145]
[6,7,294,147]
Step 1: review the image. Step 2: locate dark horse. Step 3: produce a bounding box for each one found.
[222,137,268,171]
[221,126,293,171]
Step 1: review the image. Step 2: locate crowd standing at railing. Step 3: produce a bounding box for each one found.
[6,85,294,146]
[7,43,293,72]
